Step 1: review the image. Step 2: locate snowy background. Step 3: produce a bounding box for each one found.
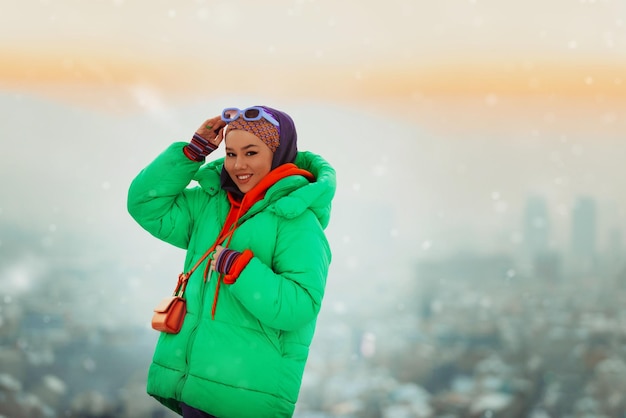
[2,1,626,417]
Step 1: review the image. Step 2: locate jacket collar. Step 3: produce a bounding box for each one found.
[194,151,336,229]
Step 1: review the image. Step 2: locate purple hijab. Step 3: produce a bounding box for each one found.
[220,106,298,199]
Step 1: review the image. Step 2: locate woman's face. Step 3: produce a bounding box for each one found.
[224,129,273,194]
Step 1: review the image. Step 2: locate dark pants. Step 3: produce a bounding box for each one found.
[180,402,217,418]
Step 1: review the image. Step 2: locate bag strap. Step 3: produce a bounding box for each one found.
[173,244,216,297]
[188,245,216,277]
[175,221,239,297]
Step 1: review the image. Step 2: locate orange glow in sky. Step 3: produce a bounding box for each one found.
[2,0,626,134]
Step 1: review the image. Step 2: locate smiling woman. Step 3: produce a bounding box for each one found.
[127,104,335,417]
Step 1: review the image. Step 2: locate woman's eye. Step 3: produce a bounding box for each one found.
[246,151,257,156]
[226,152,236,157]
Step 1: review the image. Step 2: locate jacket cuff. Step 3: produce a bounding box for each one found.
[223,249,254,284]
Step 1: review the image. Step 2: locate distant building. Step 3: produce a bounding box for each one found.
[416,253,516,283]
[569,197,597,276]
[606,227,624,275]
[532,251,562,282]
[522,195,562,280]
[523,195,550,258]
[608,228,623,260]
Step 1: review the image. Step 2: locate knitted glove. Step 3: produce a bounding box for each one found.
[183,117,226,162]
[183,132,219,162]
[215,249,254,284]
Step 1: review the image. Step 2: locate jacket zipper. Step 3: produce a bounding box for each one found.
[175,264,212,399]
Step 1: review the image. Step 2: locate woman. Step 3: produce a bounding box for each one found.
[127,105,336,417]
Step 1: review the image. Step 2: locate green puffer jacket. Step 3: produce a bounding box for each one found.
[127,142,335,417]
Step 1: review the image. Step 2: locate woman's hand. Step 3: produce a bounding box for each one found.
[196,116,227,148]
[210,245,226,271]
[210,245,253,284]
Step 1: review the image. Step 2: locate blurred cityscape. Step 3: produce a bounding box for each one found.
[2,194,626,417]
[297,195,626,418]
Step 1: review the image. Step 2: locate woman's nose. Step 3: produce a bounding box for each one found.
[234,156,245,169]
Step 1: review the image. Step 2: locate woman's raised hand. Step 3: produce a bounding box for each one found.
[196,115,227,148]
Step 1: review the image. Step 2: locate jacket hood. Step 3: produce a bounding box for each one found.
[194,151,336,228]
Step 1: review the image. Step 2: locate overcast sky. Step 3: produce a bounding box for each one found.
[1,0,625,118]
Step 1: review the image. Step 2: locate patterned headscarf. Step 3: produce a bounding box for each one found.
[226,118,280,152]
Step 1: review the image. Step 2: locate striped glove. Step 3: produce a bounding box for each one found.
[215,249,254,284]
[183,132,219,162]
[183,117,226,162]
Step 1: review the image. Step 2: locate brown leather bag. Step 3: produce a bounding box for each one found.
[151,273,189,333]
[151,247,215,334]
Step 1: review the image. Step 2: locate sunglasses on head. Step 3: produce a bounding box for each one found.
[221,106,280,129]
